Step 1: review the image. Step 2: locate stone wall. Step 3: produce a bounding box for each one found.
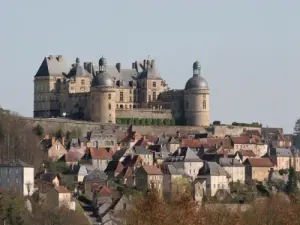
[19,117,205,136]
[116,109,172,119]
[213,125,261,137]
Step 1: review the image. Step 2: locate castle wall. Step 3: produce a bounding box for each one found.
[213,125,261,137]
[18,117,205,136]
[116,109,172,119]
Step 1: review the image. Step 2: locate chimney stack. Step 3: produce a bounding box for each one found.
[51,136,56,145]
[62,136,66,147]
[116,63,121,72]
[151,59,155,68]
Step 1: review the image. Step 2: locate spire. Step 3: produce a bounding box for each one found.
[193,60,201,76]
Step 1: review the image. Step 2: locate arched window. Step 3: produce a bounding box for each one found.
[81,79,85,85]
[203,100,206,109]
[108,93,111,100]
[116,104,119,108]
[120,105,124,109]
[133,105,136,109]
[108,103,111,110]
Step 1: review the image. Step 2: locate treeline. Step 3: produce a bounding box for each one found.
[0,191,89,225]
[123,188,300,225]
[212,120,262,128]
[0,108,45,169]
[116,118,176,126]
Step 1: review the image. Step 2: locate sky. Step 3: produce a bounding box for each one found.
[0,0,298,133]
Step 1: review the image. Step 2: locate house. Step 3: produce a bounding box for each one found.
[163,147,203,179]
[90,147,113,171]
[77,164,95,182]
[167,137,181,154]
[162,164,191,200]
[232,136,267,157]
[64,146,86,166]
[239,150,257,162]
[116,167,135,187]
[197,161,231,196]
[91,184,112,206]
[46,186,75,210]
[219,158,245,183]
[38,172,60,187]
[0,159,35,196]
[243,158,274,182]
[47,139,68,161]
[83,168,107,198]
[88,130,117,148]
[269,148,293,170]
[105,161,124,179]
[135,165,163,195]
[134,146,153,165]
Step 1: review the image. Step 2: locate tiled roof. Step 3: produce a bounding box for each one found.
[105,161,124,175]
[142,165,163,175]
[231,137,251,144]
[244,158,274,167]
[90,147,112,160]
[55,186,70,193]
[117,167,134,179]
[91,184,112,195]
[181,138,232,149]
[240,150,256,157]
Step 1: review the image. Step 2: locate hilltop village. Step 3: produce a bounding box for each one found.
[0,56,297,224]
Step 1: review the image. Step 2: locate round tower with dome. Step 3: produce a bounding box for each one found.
[89,57,116,123]
[184,61,210,126]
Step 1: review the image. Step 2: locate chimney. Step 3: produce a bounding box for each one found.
[57,55,63,61]
[51,136,56,145]
[132,62,135,69]
[48,55,54,60]
[151,59,155,68]
[62,136,66,147]
[116,63,121,72]
[143,60,146,68]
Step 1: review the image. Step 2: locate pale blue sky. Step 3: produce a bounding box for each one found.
[0,0,298,133]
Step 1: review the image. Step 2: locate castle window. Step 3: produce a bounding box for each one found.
[186,101,189,109]
[133,105,136,108]
[129,89,132,94]
[120,92,124,102]
[153,92,156,101]
[108,103,111,110]
[108,93,111,100]
[153,82,156,87]
[203,100,206,109]
[116,104,119,108]
[120,105,124,109]
[81,79,85,85]
[130,96,132,102]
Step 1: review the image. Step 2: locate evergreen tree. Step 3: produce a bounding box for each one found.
[294,118,300,148]
[286,167,298,194]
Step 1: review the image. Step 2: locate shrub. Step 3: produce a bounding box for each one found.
[163,119,170,126]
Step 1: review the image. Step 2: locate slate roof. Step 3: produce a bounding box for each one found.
[198,162,230,177]
[35,55,69,77]
[270,148,293,157]
[67,59,90,77]
[167,147,202,162]
[0,159,33,168]
[84,168,107,181]
[134,146,152,155]
[219,158,243,167]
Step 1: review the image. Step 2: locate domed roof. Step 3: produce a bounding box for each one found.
[185,75,209,90]
[99,57,107,66]
[92,72,113,87]
[185,61,209,90]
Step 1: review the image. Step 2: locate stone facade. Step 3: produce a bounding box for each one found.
[33,55,210,126]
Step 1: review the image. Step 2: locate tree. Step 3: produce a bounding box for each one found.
[170,119,176,126]
[293,118,300,148]
[134,118,140,125]
[32,124,44,138]
[139,118,146,125]
[286,167,298,194]
[163,119,170,126]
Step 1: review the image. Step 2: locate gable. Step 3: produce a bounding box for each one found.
[48,140,67,153]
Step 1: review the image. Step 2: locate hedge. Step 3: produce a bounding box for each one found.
[116,118,176,126]
[231,122,262,128]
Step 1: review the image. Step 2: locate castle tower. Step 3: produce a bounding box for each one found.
[90,57,116,123]
[184,61,210,126]
[33,55,69,118]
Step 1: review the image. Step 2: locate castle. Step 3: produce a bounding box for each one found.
[33,55,210,126]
